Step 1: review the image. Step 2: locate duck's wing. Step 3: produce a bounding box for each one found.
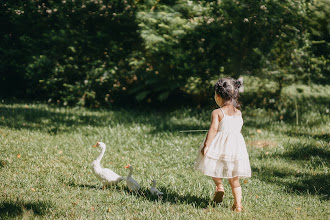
[103,168,122,177]
[131,178,140,186]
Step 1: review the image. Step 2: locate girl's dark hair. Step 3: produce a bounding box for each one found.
[214,77,242,109]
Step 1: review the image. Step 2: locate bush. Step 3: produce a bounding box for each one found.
[0,0,327,107]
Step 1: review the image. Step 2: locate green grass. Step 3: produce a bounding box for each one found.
[0,101,329,219]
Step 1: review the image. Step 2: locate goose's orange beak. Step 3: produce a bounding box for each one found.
[92,142,99,147]
[124,165,130,168]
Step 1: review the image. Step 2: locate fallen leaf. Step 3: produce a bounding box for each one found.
[58,150,63,154]
[257,129,262,133]
[265,152,269,155]
[296,207,301,211]
[24,105,29,108]
[280,115,283,120]
[2,161,6,166]
[31,188,36,192]
[17,154,21,158]
[108,208,111,213]
[72,202,77,205]
[243,179,248,184]
[256,195,259,198]
[91,207,95,211]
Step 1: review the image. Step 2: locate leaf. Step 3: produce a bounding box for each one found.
[158,91,170,101]
[108,208,111,213]
[17,154,21,158]
[136,91,150,101]
[243,179,248,184]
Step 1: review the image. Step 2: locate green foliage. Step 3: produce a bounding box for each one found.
[1,0,142,107]
[0,0,328,106]
[306,0,330,84]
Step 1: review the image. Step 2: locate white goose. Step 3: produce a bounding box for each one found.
[149,179,164,196]
[92,142,125,189]
[124,164,140,192]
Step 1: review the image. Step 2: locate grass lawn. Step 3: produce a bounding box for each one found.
[0,101,329,219]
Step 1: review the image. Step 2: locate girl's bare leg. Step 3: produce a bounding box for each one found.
[212,177,224,191]
[212,177,224,203]
[228,177,242,209]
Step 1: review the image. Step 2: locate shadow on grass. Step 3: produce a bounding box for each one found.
[0,105,206,134]
[129,186,213,209]
[253,141,330,200]
[0,200,53,218]
[68,182,102,190]
[67,180,212,208]
[281,143,330,161]
[286,130,330,142]
[67,181,126,191]
[255,142,330,162]
[252,166,330,200]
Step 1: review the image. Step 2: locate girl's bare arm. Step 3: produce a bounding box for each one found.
[201,110,220,156]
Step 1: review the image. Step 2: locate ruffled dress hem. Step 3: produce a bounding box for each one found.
[195,167,251,179]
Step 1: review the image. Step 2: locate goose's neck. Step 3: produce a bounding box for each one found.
[95,147,106,164]
[127,167,133,177]
[152,182,156,188]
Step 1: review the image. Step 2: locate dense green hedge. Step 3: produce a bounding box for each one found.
[0,0,328,107]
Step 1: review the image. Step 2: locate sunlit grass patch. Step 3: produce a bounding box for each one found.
[0,102,329,219]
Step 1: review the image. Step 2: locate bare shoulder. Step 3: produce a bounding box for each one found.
[212,108,222,115]
[236,109,242,116]
[211,109,224,120]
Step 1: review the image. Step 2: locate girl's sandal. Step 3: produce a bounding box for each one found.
[212,186,224,203]
[232,204,244,213]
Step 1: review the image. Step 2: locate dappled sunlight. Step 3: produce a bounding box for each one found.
[247,140,278,148]
[0,102,329,218]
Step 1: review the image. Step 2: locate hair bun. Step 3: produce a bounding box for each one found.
[234,80,241,89]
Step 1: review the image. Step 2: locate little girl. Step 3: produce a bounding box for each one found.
[195,77,251,212]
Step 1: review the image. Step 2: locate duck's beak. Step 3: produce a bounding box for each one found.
[124,165,130,168]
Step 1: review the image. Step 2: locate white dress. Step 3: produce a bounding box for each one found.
[195,108,251,178]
